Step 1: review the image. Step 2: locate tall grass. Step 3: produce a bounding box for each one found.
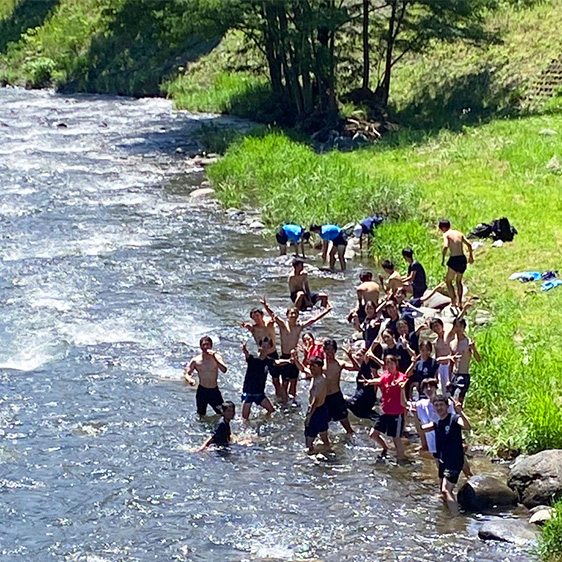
[539,500,562,562]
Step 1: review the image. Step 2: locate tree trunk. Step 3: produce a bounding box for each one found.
[362,0,370,90]
[380,0,397,106]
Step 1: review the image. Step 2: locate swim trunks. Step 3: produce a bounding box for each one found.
[449,372,471,401]
[325,390,349,422]
[241,392,267,405]
[374,413,404,438]
[276,227,288,245]
[332,232,347,247]
[265,351,281,379]
[438,464,461,485]
[196,385,224,416]
[447,255,468,274]
[304,404,329,438]
[280,353,299,381]
[290,291,320,311]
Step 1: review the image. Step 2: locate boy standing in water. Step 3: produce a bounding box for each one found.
[294,355,331,453]
[199,401,236,450]
[240,307,283,400]
[184,336,228,416]
[309,224,348,271]
[241,338,276,420]
[448,318,481,403]
[261,298,332,402]
[431,394,471,515]
[439,219,474,309]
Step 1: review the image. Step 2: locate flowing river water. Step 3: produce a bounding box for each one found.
[0,88,531,562]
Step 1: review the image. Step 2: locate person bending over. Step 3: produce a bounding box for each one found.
[310,223,347,271]
[276,224,310,257]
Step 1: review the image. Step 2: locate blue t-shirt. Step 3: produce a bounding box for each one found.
[282,224,304,242]
[320,224,342,241]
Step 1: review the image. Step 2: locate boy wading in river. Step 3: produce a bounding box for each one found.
[439,219,474,310]
[184,336,228,416]
[262,298,332,403]
[241,338,276,420]
[429,393,471,516]
[199,401,236,450]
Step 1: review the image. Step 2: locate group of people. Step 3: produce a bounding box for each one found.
[187,218,480,514]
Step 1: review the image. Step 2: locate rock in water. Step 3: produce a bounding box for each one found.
[479,519,539,546]
[248,220,264,230]
[508,449,562,508]
[529,507,554,525]
[189,187,215,199]
[458,475,519,511]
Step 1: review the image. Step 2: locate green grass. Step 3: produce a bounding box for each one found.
[539,500,562,562]
[207,112,562,456]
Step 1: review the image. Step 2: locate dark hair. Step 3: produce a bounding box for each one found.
[439,219,451,230]
[420,377,438,391]
[359,270,373,282]
[323,338,338,351]
[429,318,444,329]
[420,340,433,352]
[200,336,213,347]
[384,354,398,366]
[432,393,448,404]
[302,231,311,242]
[303,331,314,340]
[250,307,264,317]
[309,224,321,232]
[382,329,395,339]
[381,259,394,271]
[292,257,305,268]
[402,248,414,259]
[453,317,467,329]
[309,357,324,368]
[221,400,235,413]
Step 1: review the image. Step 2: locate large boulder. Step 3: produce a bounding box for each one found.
[458,475,519,512]
[508,450,562,508]
[478,518,539,546]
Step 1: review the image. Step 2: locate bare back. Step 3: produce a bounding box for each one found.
[357,281,380,305]
[387,271,404,293]
[443,230,465,257]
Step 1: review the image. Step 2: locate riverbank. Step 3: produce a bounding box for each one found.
[206,114,562,458]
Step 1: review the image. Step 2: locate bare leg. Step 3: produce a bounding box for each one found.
[306,436,315,454]
[319,430,331,449]
[462,459,473,478]
[369,428,389,453]
[337,245,346,271]
[456,274,464,308]
[279,244,287,256]
[278,379,289,402]
[329,246,337,270]
[393,437,406,460]
[445,268,457,307]
[441,478,459,516]
[340,417,354,434]
[288,379,298,400]
[242,402,252,420]
[318,293,329,307]
[414,413,428,451]
[260,397,275,415]
[272,377,284,401]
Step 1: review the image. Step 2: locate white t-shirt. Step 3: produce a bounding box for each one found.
[416,398,454,454]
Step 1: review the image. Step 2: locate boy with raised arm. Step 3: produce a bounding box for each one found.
[240,338,276,420]
[293,353,331,453]
[240,307,283,400]
[261,297,332,403]
[184,336,228,416]
[430,394,472,515]
[439,219,474,309]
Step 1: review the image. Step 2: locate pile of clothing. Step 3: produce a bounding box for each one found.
[469,217,517,242]
[509,270,560,291]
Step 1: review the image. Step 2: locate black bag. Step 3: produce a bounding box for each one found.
[492,217,517,242]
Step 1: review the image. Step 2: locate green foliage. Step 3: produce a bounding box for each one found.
[539,500,562,562]
[208,132,419,226]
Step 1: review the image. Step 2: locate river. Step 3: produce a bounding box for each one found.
[0,88,530,561]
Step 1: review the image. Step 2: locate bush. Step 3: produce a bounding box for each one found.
[539,500,562,562]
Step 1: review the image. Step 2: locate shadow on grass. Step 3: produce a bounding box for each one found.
[59,0,220,97]
[0,0,60,53]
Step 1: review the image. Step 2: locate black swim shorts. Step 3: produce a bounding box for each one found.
[325,390,349,422]
[332,232,348,247]
[196,385,224,416]
[447,255,468,274]
[280,353,299,381]
[439,464,462,485]
[290,291,319,311]
[449,372,471,401]
[266,351,281,379]
[305,404,329,438]
[241,392,267,405]
[276,227,289,245]
[374,413,404,438]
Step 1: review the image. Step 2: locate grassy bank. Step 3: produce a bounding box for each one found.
[539,500,562,562]
[208,113,562,456]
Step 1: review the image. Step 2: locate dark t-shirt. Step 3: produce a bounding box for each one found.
[210,418,231,446]
[409,260,427,298]
[412,357,439,384]
[382,344,412,373]
[243,354,268,395]
[435,413,464,470]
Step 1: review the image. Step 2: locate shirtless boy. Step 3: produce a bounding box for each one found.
[184,336,228,416]
[448,318,481,403]
[294,355,331,453]
[439,219,474,309]
[288,258,328,311]
[378,260,404,295]
[241,307,283,399]
[321,339,356,435]
[262,298,332,402]
[356,270,380,322]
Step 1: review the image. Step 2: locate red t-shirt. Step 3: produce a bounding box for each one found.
[379,371,407,415]
[304,344,325,365]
